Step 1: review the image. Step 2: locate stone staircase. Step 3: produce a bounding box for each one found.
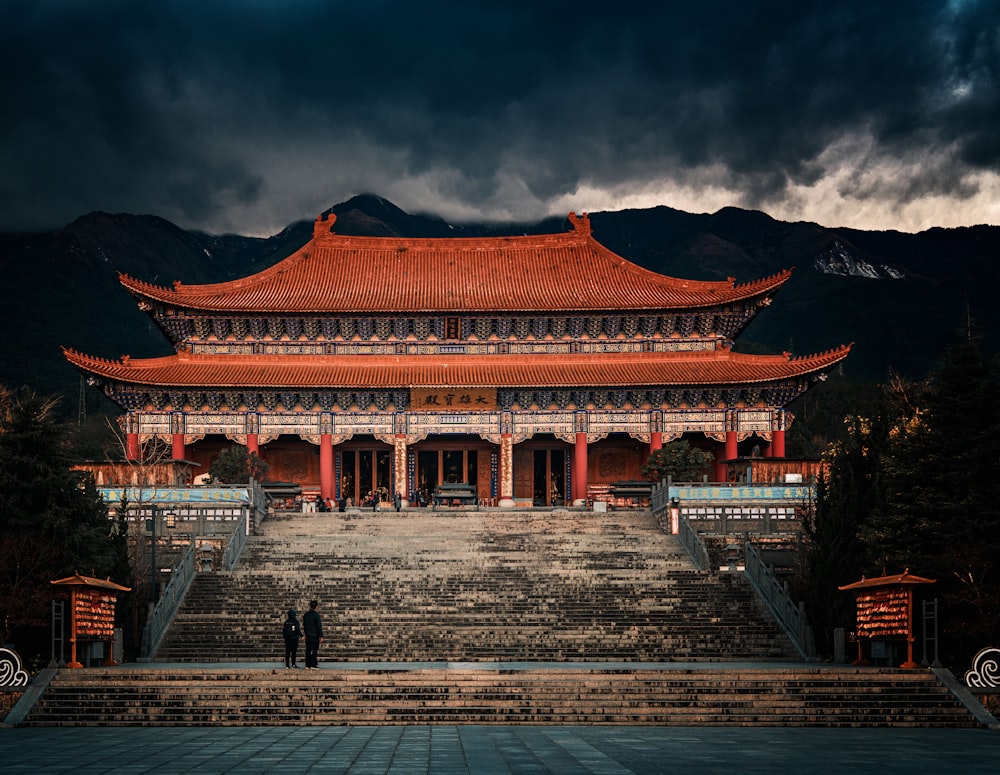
[21,666,982,726]
[154,509,797,663]
[15,509,991,727]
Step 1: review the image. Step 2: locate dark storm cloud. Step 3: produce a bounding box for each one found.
[2,0,998,233]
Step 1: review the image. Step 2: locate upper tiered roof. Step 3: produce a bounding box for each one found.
[118,212,792,315]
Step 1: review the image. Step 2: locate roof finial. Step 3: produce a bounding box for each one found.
[567,211,591,235]
[313,212,337,239]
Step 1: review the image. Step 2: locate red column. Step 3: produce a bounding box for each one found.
[126,432,140,461]
[573,432,588,503]
[771,429,786,458]
[171,433,186,461]
[319,433,333,500]
[650,431,662,453]
[246,433,259,456]
[714,442,728,483]
[725,431,738,461]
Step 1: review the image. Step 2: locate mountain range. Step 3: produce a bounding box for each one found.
[2,194,997,418]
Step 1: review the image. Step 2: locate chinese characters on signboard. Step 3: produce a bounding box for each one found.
[74,589,117,639]
[855,588,910,639]
[411,388,497,411]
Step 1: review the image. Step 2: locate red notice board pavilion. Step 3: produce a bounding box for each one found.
[839,570,935,669]
[51,572,131,668]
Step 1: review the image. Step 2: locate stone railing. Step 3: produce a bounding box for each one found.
[140,539,197,661]
[743,540,815,660]
[678,517,711,571]
[248,478,268,530]
[650,478,671,514]
[140,507,251,660]
[221,507,250,571]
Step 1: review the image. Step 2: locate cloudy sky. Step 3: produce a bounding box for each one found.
[3,0,999,236]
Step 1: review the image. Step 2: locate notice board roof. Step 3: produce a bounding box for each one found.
[838,570,935,591]
[50,572,131,592]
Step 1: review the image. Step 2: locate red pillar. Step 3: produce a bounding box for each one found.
[714,443,728,483]
[319,433,333,501]
[650,431,662,453]
[126,432,140,461]
[171,433,186,461]
[715,430,739,482]
[725,431,738,461]
[246,433,259,456]
[771,429,786,458]
[573,432,588,503]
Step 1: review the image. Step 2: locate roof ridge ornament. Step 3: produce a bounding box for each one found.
[313,212,337,239]
[567,211,591,235]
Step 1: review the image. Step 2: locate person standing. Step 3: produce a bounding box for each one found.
[282,609,301,668]
[303,599,323,669]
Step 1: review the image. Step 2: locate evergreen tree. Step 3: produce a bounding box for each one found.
[785,373,882,458]
[0,387,128,647]
[209,445,269,484]
[640,440,714,483]
[797,387,899,655]
[865,341,1000,663]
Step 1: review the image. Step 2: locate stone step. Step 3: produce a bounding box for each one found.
[21,667,980,727]
[154,509,800,664]
[25,509,983,728]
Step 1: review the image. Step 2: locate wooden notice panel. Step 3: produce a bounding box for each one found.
[855,588,910,639]
[74,589,117,639]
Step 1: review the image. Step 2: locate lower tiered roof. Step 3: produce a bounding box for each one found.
[64,345,851,391]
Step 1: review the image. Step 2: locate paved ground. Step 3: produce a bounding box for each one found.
[5,660,999,773]
[3,724,1000,774]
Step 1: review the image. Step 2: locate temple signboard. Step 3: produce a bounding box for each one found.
[411,388,497,412]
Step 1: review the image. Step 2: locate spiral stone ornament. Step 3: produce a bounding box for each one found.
[0,647,29,688]
[965,646,1000,688]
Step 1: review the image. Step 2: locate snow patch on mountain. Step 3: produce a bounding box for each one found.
[813,241,905,279]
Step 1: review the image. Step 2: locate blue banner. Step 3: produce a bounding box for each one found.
[668,485,813,501]
[99,487,252,504]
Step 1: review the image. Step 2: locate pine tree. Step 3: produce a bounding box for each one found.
[209,445,269,484]
[640,440,714,483]
[866,341,1000,663]
[0,387,128,647]
[798,388,898,654]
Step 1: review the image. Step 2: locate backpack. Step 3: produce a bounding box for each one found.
[283,619,300,639]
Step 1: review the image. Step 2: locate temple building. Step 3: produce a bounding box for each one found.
[65,211,850,507]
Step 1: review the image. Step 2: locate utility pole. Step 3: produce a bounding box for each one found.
[78,376,87,426]
[146,504,158,603]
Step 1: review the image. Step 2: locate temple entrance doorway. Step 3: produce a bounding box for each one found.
[412,436,492,504]
[415,448,480,504]
[533,448,567,506]
[513,437,569,506]
[340,444,392,506]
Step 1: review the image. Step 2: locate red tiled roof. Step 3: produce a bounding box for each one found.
[118,212,792,314]
[838,570,936,590]
[64,345,851,390]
